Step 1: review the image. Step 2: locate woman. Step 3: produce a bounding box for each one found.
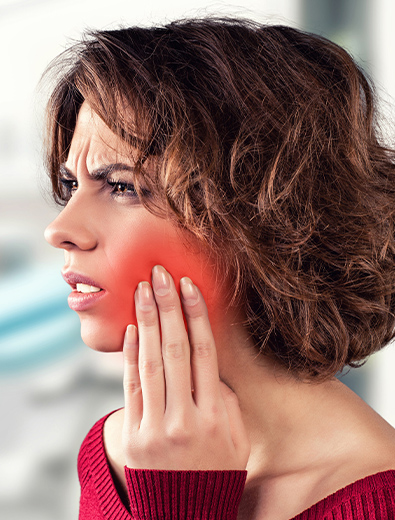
[44,18,395,519]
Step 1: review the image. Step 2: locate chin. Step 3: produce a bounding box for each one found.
[80,320,125,352]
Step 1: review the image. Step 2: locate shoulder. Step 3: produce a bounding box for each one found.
[77,410,120,487]
[293,470,395,520]
[328,380,395,475]
[102,408,127,493]
[77,410,133,519]
[103,407,125,465]
[291,383,395,518]
[307,398,395,516]
[348,401,395,475]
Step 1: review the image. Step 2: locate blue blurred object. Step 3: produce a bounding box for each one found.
[0,265,80,374]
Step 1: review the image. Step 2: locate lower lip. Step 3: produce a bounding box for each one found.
[68,290,107,311]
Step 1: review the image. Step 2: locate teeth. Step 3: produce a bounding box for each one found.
[76,283,102,293]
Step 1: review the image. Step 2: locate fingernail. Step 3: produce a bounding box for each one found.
[180,277,199,305]
[125,324,138,344]
[137,281,154,308]
[152,265,170,296]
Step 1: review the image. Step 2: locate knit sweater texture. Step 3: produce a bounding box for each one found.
[78,412,395,519]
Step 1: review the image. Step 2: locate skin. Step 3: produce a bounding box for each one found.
[45,103,395,520]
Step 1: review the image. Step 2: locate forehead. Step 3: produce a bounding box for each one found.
[65,102,133,171]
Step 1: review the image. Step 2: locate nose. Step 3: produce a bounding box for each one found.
[44,196,98,252]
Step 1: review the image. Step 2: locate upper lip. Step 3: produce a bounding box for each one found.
[61,271,104,290]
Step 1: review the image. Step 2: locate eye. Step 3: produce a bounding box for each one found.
[107,179,137,196]
[107,179,151,199]
[59,178,78,200]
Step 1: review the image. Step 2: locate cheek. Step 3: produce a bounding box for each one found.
[106,219,227,331]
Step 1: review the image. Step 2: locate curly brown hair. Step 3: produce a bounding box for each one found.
[44,18,395,380]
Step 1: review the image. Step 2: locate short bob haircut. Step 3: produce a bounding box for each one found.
[44,18,395,381]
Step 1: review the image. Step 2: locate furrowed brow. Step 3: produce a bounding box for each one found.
[89,163,135,180]
[59,163,135,180]
[59,163,75,179]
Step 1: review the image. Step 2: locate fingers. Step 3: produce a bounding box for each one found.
[151,266,192,414]
[124,267,223,423]
[180,277,222,409]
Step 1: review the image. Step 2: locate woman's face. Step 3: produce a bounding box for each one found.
[45,103,227,352]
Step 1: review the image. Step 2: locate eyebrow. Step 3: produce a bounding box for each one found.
[59,163,135,180]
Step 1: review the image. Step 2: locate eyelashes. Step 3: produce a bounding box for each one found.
[59,178,150,202]
[106,179,139,196]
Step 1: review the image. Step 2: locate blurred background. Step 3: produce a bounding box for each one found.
[0,0,394,518]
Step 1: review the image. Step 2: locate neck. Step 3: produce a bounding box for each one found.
[214,312,350,482]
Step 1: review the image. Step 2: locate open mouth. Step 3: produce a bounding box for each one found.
[67,283,106,312]
[61,272,106,311]
[75,283,103,294]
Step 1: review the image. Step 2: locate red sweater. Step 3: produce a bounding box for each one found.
[78,413,395,519]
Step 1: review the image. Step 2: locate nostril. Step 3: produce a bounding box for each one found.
[60,240,78,251]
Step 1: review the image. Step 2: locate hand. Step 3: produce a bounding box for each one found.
[122,265,250,471]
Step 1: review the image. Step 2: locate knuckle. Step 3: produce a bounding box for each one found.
[219,381,239,402]
[205,420,220,436]
[157,298,178,314]
[223,389,238,403]
[203,406,227,433]
[163,341,186,360]
[192,341,212,358]
[139,359,163,377]
[207,403,221,416]
[137,309,157,328]
[123,379,142,395]
[205,404,223,423]
[185,305,206,319]
[166,422,191,445]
